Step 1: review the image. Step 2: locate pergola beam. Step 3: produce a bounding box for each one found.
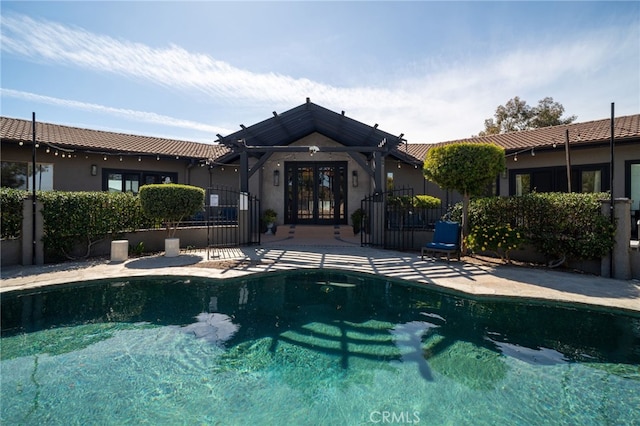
[237,144,390,153]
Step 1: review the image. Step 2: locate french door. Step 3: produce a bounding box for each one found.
[285,162,347,224]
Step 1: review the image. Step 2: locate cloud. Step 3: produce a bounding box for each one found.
[2,13,637,143]
[0,88,232,136]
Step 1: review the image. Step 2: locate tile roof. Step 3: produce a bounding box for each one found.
[1,116,229,160]
[3,112,637,166]
[405,114,640,162]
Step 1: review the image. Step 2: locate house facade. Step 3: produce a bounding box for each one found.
[2,100,639,232]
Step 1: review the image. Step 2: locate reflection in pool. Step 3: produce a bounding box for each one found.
[1,270,639,425]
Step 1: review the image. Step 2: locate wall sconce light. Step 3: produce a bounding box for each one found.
[501,168,507,179]
[90,164,98,176]
[273,169,280,186]
[352,170,358,187]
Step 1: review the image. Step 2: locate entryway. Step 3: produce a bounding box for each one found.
[261,224,360,247]
[284,162,348,225]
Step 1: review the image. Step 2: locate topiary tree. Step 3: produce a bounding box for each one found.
[423,143,505,251]
[139,184,205,238]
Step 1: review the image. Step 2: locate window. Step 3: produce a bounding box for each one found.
[581,170,601,193]
[626,161,640,230]
[386,172,394,191]
[629,163,640,212]
[1,161,54,191]
[510,164,609,195]
[515,173,531,196]
[103,169,177,194]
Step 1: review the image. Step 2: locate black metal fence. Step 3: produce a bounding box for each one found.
[361,187,449,250]
[206,185,260,252]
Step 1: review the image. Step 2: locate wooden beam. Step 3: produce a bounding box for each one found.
[348,152,374,178]
[239,145,388,153]
[248,152,273,178]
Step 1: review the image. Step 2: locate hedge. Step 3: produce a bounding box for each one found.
[387,194,441,209]
[450,192,615,263]
[1,188,29,239]
[139,184,205,237]
[38,191,153,260]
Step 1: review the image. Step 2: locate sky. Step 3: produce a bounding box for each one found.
[1,1,638,145]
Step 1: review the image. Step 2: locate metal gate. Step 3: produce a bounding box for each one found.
[360,187,417,251]
[206,185,260,256]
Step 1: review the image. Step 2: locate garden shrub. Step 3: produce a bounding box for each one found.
[465,224,524,263]
[39,191,151,260]
[351,208,367,235]
[520,192,614,262]
[0,188,29,239]
[139,184,205,237]
[387,194,441,209]
[450,192,614,265]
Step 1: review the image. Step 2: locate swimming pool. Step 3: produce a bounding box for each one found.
[2,270,639,425]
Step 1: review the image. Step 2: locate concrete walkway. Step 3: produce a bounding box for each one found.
[2,225,640,314]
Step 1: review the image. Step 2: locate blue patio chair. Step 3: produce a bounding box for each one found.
[421,221,461,261]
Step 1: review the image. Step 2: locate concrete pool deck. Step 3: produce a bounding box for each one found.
[2,225,640,313]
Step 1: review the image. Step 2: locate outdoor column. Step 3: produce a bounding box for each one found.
[601,198,631,279]
[238,192,249,245]
[21,199,44,265]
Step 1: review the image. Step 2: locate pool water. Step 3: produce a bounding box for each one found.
[1,270,639,425]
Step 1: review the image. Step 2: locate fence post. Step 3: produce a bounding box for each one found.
[601,198,631,279]
[238,192,249,244]
[21,199,44,265]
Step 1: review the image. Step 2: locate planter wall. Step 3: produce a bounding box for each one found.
[416,232,602,275]
[50,226,216,262]
[1,239,21,266]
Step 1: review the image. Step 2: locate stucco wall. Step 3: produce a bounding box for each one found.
[502,143,638,198]
[1,145,206,191]
[255,132,374,225]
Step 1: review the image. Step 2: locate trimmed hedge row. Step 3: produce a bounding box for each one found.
[388,194,441,209]
[450,192,615,263]
[1,189,149,257]
[38,191,154,259]
[0,188,28,239]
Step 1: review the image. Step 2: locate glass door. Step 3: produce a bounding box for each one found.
[285,162,346,224]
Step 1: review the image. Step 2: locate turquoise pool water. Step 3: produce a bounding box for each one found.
[1,270,639,425]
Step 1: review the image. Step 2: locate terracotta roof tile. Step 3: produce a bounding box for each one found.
[406,114,639,162]
[1,116,229,160]
[3,113,637,165]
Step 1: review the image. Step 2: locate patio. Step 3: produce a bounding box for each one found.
[2,225,639,313]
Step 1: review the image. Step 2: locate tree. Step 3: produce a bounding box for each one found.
[139,184,205,237]
[423,143,506,251]
[530,96,577,128]
[479,96,576,136]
